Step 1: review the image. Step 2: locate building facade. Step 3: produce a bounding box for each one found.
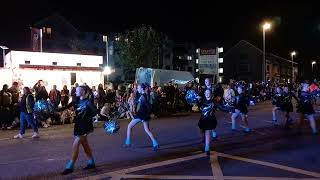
[161,42,197,77]
[222,40,298,82]
[1,51,104,90]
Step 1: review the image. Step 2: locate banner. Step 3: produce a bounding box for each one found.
[31,27,42,52]
[198,48,218,75]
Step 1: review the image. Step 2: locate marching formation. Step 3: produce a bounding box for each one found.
[0,78,319,175]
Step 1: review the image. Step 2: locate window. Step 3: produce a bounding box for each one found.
[52,62,57,65]
[196,69,199,72]
[178,56,182,60]
[25,61,30,64]
[218,47,223,53]
[115,37,120,41]
[196,59,199,64]
[187,56,192,60]
[77,63,81,66]
[218,58,223,63]
[188,67,193,72]
[219,68,223,73]
[196,48,199,53]
[46,28,52,35]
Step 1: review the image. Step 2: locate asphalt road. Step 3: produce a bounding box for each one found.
[0,101,319,180]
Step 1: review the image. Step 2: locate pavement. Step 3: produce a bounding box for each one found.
[0,101,319,180]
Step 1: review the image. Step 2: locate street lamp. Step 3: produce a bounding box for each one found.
[103,35,109,82]
[0,46,9,67]
[262,22,271,82]
[103,66,112,75]
[312,61,316,78]
[290,51,296,82]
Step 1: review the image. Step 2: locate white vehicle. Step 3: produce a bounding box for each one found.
[135,67,194,87]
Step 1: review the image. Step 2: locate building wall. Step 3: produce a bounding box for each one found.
[223,43,262,81]
[3,51,104,90]
[223,41,297,82]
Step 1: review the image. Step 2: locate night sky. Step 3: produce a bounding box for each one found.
[1,0,319,62]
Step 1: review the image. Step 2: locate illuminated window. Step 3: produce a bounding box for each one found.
[219,68,223,73]
[196,59,199,64]
[187,56,192,60]
[46,28,52,35]
[196,48,199,53]
[218,47,223,53]
[218,58,223,63]
[196,69,199,72]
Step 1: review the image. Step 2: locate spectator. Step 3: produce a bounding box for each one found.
[49,85,61,109]
[61,85,70,108]
[0,84,12,130]
[8,82,20,129]
[71,83,79,103]
[97,84,106,109]
[33,80,49,101]
[14,87,39,139]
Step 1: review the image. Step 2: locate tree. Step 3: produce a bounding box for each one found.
[116,25,163,79]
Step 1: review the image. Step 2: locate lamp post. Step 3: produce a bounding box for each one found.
[0,46,9,67]
[312,61,316,78]
[262,22,271,82]
[290,51,296,82]
[103,35,109,82]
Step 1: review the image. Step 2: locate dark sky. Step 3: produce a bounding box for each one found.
[1,0,319,62]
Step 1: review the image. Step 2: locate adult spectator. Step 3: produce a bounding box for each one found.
[14,87,38,139]
[8,82,20,129]
[61,85,70,108]
[33,80,49,101]
[49,85,61,109]
[71,83,79,103]
[0,84,12,130]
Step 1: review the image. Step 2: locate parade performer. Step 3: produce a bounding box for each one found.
[198,89,228,155]
[231,86,251,132]
[62,86,98,175]
[14,87,39,139]
[281,86,298,128]
[123,83,159,151]
[271,86,284,123]
[296,83,318,135]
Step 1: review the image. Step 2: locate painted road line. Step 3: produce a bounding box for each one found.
[224,177,319,180]
[210,153,224,180]
[217,152,320,178]
[75,152,206,180]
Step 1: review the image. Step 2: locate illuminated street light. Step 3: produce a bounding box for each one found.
[262,22,272,81]
[290,51,297,82]
[103,66,112,75]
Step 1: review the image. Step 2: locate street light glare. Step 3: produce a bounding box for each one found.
[291,51,296,56]
[263,23,271,30]
[104,66,112,75]
[312,61,316,65]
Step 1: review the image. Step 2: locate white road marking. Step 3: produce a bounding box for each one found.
[77,150,320,180]
[217,152,320,178]
[210,153,224,180]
